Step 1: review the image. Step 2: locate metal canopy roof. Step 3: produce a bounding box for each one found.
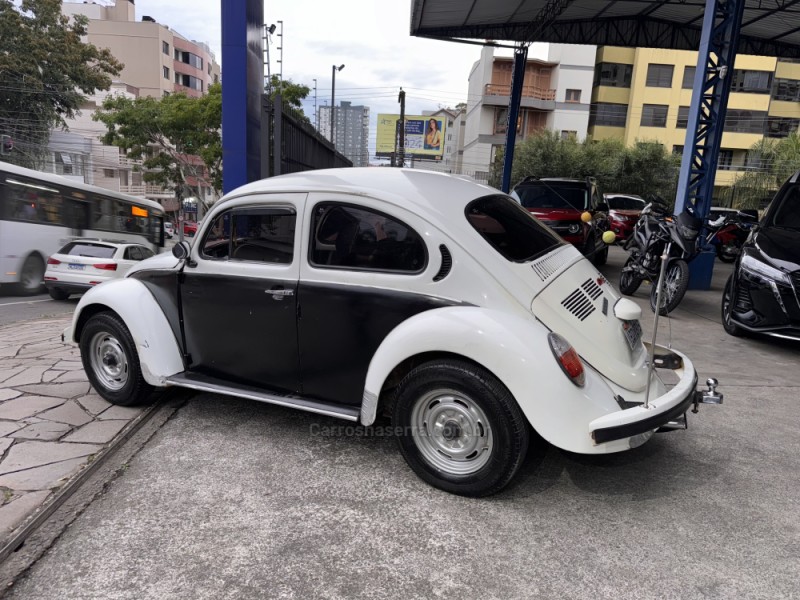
[410,0,800,59]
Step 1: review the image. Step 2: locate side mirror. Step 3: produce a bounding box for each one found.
[738,209,759,222]
[172,241,191,260]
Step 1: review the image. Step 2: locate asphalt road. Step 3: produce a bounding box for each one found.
[5,246,800,599]
[0,289,77,327]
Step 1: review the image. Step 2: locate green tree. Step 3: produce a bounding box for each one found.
[267,75,311,113]
[0,0,122,168]
[94,83,222,217]
[731,133,800,209]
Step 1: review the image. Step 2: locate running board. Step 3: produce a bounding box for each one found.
[165,372,360,422]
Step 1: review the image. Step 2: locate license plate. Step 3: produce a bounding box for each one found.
[622,319,642,350]
[68,264,85,270]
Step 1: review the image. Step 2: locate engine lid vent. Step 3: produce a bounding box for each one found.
[561,278,603,321]
[532,250,569,282]
[433,244,452,282]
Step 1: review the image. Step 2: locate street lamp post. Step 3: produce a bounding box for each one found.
[331,64,344,147]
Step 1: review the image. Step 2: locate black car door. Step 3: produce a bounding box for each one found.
[180,200,303,393]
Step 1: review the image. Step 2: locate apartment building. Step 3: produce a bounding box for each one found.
[62,0,220,99]
[319,102,370,167]
[462,44,596,182]
[589,46,800,196]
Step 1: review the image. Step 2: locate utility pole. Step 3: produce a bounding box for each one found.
[276,21,283,84]
[313,78,318,130]
[397,87,406,168]
[331,64,344,146]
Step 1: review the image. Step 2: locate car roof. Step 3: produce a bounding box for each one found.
[217,168,501,231]
[60,239,143,249]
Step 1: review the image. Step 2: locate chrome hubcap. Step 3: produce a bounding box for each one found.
[411,389,493,475]
[89,332,129,391]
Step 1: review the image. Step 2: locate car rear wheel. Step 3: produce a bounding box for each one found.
[619,256,642,295]
[16,254,44,295]
[392,359,529,497]
[721,275,745,337]
[80,312,153,406]
[649,259,689,315]
[48,287,69,301]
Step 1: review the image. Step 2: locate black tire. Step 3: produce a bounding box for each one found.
[619,256,642,296]
[392,359,530,497]
[716,242,738,263]
[48,287,70,301]
[721,275,745,337]
[649,259,690,315]
[16,254,44,295]
[592,238,609,266]
[79,312,153,406]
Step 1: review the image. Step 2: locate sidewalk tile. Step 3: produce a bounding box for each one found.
[0,491,51,534]
[52,361,84,371]
[11,422,72,441]
[76,394,112,416]
[0,396,66,420]
[37,401,93,427]
[63,420,128,444]
[0,439,12,456]
[53,370,88,384]
[41,371,62,383]
[0,390,21,402]
[0,441,101,475]
[2,367,48,388]
[15,382,91,399]
[0,458,86,491]
[97,405,143,421]
[0,422,22,437]
[0,368,24,384]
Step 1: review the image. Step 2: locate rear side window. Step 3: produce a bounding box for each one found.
[466,195,563,262]
[309,203,427,273]
[60,242,117,259]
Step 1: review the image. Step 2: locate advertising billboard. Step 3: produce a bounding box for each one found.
[376,114,446,159]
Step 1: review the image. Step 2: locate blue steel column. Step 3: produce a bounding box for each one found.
[222,0,264,194]
[500,45,528,193]
[675,0,746,289]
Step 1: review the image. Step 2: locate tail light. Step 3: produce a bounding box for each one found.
[47,257,61,265]
[547,333,585,387]
[93,263,118,271]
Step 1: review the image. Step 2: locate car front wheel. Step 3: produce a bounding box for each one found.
[80,312,153,406]
[48,287,69,301]
[392,359,529,497]
[721,275,745,337]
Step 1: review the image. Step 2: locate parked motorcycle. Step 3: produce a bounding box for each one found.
[619,199,703,315]
[705,209,758,263]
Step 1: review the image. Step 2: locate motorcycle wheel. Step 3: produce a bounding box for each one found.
[619,256,642,296]
[649,259,689,315]
[716,242,739,263]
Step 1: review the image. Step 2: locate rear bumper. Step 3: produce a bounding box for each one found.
[45,281,93,294]
[589,345,701,445]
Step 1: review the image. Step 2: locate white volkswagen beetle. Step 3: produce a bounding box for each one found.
[65,169,720,496]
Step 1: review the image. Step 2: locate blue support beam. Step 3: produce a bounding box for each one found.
[500,45,528,193]
[675,0,746,289]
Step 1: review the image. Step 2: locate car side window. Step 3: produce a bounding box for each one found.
[125,246,144,261]
[140,247,154,259]
[201,208,296,264]
[309,203,426,273]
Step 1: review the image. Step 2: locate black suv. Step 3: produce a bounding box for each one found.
[510,177,610,265]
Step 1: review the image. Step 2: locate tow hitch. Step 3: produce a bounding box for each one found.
[693,378,723,413]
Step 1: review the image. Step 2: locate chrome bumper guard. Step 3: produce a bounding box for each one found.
[590,345,723,445]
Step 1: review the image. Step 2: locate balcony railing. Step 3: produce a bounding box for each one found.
[484,83,556,101]
[120,184,174,198]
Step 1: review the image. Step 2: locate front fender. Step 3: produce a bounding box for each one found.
[67,278,184,386]
[361,306,625,453]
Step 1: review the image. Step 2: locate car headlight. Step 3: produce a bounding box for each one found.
[567,223,581,234]
[741,254,791,285]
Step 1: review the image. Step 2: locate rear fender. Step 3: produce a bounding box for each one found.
[69,278,184,386]
[361,306,621,453]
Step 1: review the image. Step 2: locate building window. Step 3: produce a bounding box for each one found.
[673,145,684,155]
[561,130,577,140]
[730,70,772,93]
[174,73,203,91]
[765,117,800,138]
[676,106,690,128]
[162,41,169,55]
[725,109,767,134]
[641,104,668,127]
[646,64,674,88]
[565,89,581,103]
[589,103,628,127]
[163,66,170,80]
[594,62,633,88]
[772,78,800,101]
[682,66,696,89]
[103,169,115,178]
[718,150,733,170]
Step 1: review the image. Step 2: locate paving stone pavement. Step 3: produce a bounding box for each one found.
[0,316,145,545]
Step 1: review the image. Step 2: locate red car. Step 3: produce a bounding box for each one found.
[604,194,645,242]
[511,177,610,265]
[183,220,199,237]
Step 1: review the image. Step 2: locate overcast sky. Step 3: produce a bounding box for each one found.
[127,0,494,160]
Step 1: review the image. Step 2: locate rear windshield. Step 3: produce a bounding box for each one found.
[607,196,645,210]
[59,242,116,258]
[513,182,588,211]
[466,195,564,263]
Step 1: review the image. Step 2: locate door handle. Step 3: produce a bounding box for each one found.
[267,287,294,300]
